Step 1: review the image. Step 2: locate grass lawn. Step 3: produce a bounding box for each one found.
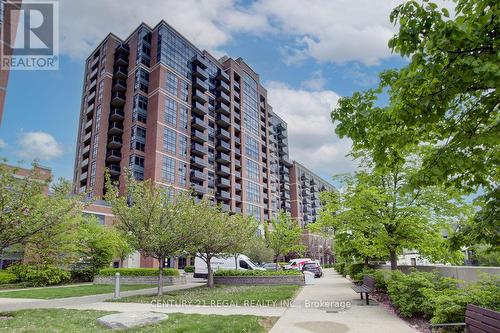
[0,284,154,299]
[112,285,301,306]
[0,309,276,333]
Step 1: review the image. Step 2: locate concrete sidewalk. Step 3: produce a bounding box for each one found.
[0,282,204,312]
[270,269,417,333]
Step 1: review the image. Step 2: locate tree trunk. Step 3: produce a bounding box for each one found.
[275,254,279,271]
[157,256,164,297]
[234,255,238,270]
[207,257,214,288]
[389,250,397,270]
[119,258,124,268]
[364,257,369,267]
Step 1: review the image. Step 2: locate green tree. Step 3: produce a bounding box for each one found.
[313,168,472,270]
[0,162,85,257]
[226,214,258,270]
[244,236,274,265]
[105,175,195,296]
[265,212,305,270]
[332,0,499,249]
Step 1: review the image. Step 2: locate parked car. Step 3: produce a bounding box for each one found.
[284,258,311,271]
[261,263,279,271]
[194,254,265,278]
[302,261,323,278]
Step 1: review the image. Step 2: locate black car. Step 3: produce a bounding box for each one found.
[302,261,323,278]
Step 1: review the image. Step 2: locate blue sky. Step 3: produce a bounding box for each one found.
[0,0,412,183]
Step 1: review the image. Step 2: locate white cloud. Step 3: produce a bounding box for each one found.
[59,0,271,59]
[17,132,63,161]
[266,81,357,179]
[301,70,327,91]
[0,138,6,149]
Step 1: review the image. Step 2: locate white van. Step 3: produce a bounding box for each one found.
[284,258,311,271]
[194,254,265,278]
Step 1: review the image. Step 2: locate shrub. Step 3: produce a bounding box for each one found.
[214,269,302,277]
[97,268,179,277]
[8,264,70,287]
[0,271,16,284]
[333,262,346,276]
[430,274,500,324]
[347,262,365,280]
[70,267,97,282]
[387,270,457,318]
[183,266,194,273]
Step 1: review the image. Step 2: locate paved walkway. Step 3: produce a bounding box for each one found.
[0,282,204,312]
[270,269,417,333]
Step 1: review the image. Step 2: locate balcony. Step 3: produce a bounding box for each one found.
[234,171,241,179]
[216,190,231,201]
[215,103,230,116]
[191,116,206,131]
[234,112,240,122]
[216,91,230,104]
[84,119,93,131]
[191,129,208,143]
[80,171,88,182]
[192,77,208,92]
[111,92,126,107]
[115,53,128,67]
[108,122,123,135]
[216,128,231,140]
[82,145,90,157]
[106,149,122,162]
[216,140,231,153]
[89,67,98,79]
[190,170,207,182]
[192,54,208,69]
[113,66,128,80]
[233,90,240,100]
[233,122,241,132]
[107,136,122,149]
[191,184,208,195]
[108,164,121,176]
[233,101,241,111]
[216,70,230,83]
[216,81,230,94]
[88,79,97,91]
[116,43,130,55]
[234,81,240,91]
[234,206,242,214]
[234,182,242,191]
[83,132,91,144]
[216,114,231,127]
[234,136,241,145]
[234,159,241,168]
[193,89,208,104]
[112,80,127,92]
[220,204,231,212]
[216,177,231,188]
[234,148,241,156]
[234,194,241,202]
[87,91,96,103]
[192,65,208,80]
[191,156,208,169]
[216,165,231,176]
[192,101,208,116]
[191,143,207,156]
[86,103,94,116]
[109,108,125,121]
[216,152,231,165]
[281,174,290,183]
[282,192,291,200]
[81,158,89,169]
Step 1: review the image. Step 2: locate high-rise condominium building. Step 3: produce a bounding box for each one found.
[289,161,335,228]
[73,21,292,226]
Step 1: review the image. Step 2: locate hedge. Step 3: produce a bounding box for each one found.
[97,268,179,277]
[183,266,194,273]
[0,271,16,284]
[214,269,302,277]
[7,264,70,287]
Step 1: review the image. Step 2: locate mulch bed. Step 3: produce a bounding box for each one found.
[371,291,431,333]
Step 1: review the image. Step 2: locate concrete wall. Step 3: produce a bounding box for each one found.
[379,265,500,285]
[94,275,186,285]
[214,275,305,286]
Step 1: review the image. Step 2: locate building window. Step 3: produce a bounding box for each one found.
[246,204,261,221]
[208,171,215,189]
[134,94,148,111]
[164,97,177,126]
[163,127,176,154]
[92,135,99,159]
[243,73,260,136]
[178,162,187,186]
[97,79,104,103]
[246,158,259,181]
[208,122,215,142]
[90,161,96,187]
[95,105,102,131]
[134,68,149,93]
[166,72,178,96]
[129,155,144,180]
[245,135,259,160]
[180,81,189,102]
[208,147,215,165]
[162,156,175,183]
[179,135,188,158]
[179,106,188,130]
[246,181,261,204]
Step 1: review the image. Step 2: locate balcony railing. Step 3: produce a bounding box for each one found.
[191,143,207,156]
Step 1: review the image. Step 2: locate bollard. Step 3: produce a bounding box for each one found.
[114,272,120,299]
